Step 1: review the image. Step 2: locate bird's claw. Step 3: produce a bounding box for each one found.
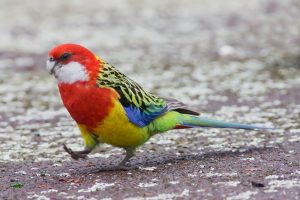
[63,143,88,160]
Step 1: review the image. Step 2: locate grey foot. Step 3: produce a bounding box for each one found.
[117,148,135,168]
[63,143,92,160]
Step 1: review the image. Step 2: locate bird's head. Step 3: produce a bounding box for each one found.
[47,44,99,84]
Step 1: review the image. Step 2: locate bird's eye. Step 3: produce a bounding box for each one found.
[59,52,72,61]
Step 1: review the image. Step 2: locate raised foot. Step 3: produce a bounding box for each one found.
[63,143,92,160]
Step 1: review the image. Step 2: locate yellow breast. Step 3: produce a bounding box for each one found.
[91,100,150,148]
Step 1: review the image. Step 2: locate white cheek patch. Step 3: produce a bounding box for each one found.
[55,62,89,84]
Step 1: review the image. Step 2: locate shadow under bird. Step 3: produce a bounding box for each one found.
[47,44,270,167]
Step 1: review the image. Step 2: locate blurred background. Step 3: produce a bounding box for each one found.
[0,0,300,199]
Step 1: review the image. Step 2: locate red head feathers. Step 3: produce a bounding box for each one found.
[47,44,100,84]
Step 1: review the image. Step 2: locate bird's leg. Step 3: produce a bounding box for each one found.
[63,143,93,160]
[117,148,135,167]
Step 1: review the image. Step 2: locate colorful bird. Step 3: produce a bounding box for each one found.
[47,44,268,166]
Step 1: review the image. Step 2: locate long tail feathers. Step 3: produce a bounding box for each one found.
[178,115,272,130]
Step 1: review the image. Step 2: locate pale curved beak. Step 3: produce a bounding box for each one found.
[46,58,58,75]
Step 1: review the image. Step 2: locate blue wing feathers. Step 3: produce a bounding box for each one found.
[124,105,167,127]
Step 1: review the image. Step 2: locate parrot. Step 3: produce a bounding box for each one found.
[47,43,269,167]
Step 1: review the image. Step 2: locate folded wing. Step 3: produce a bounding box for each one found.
[97,62,199,127]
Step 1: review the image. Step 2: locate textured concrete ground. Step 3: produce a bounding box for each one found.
[0,0,300,199]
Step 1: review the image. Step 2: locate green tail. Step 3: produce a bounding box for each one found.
[148,111,272,136]
[179,114,270,130]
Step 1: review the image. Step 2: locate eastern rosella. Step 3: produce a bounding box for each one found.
[47,44,268,166]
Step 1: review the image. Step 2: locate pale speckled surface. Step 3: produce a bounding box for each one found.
[0,0,300,199]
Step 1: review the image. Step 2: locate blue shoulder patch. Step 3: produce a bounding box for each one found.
[123,105,167,127]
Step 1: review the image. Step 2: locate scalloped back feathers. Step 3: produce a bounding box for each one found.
[96,62,198,127]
